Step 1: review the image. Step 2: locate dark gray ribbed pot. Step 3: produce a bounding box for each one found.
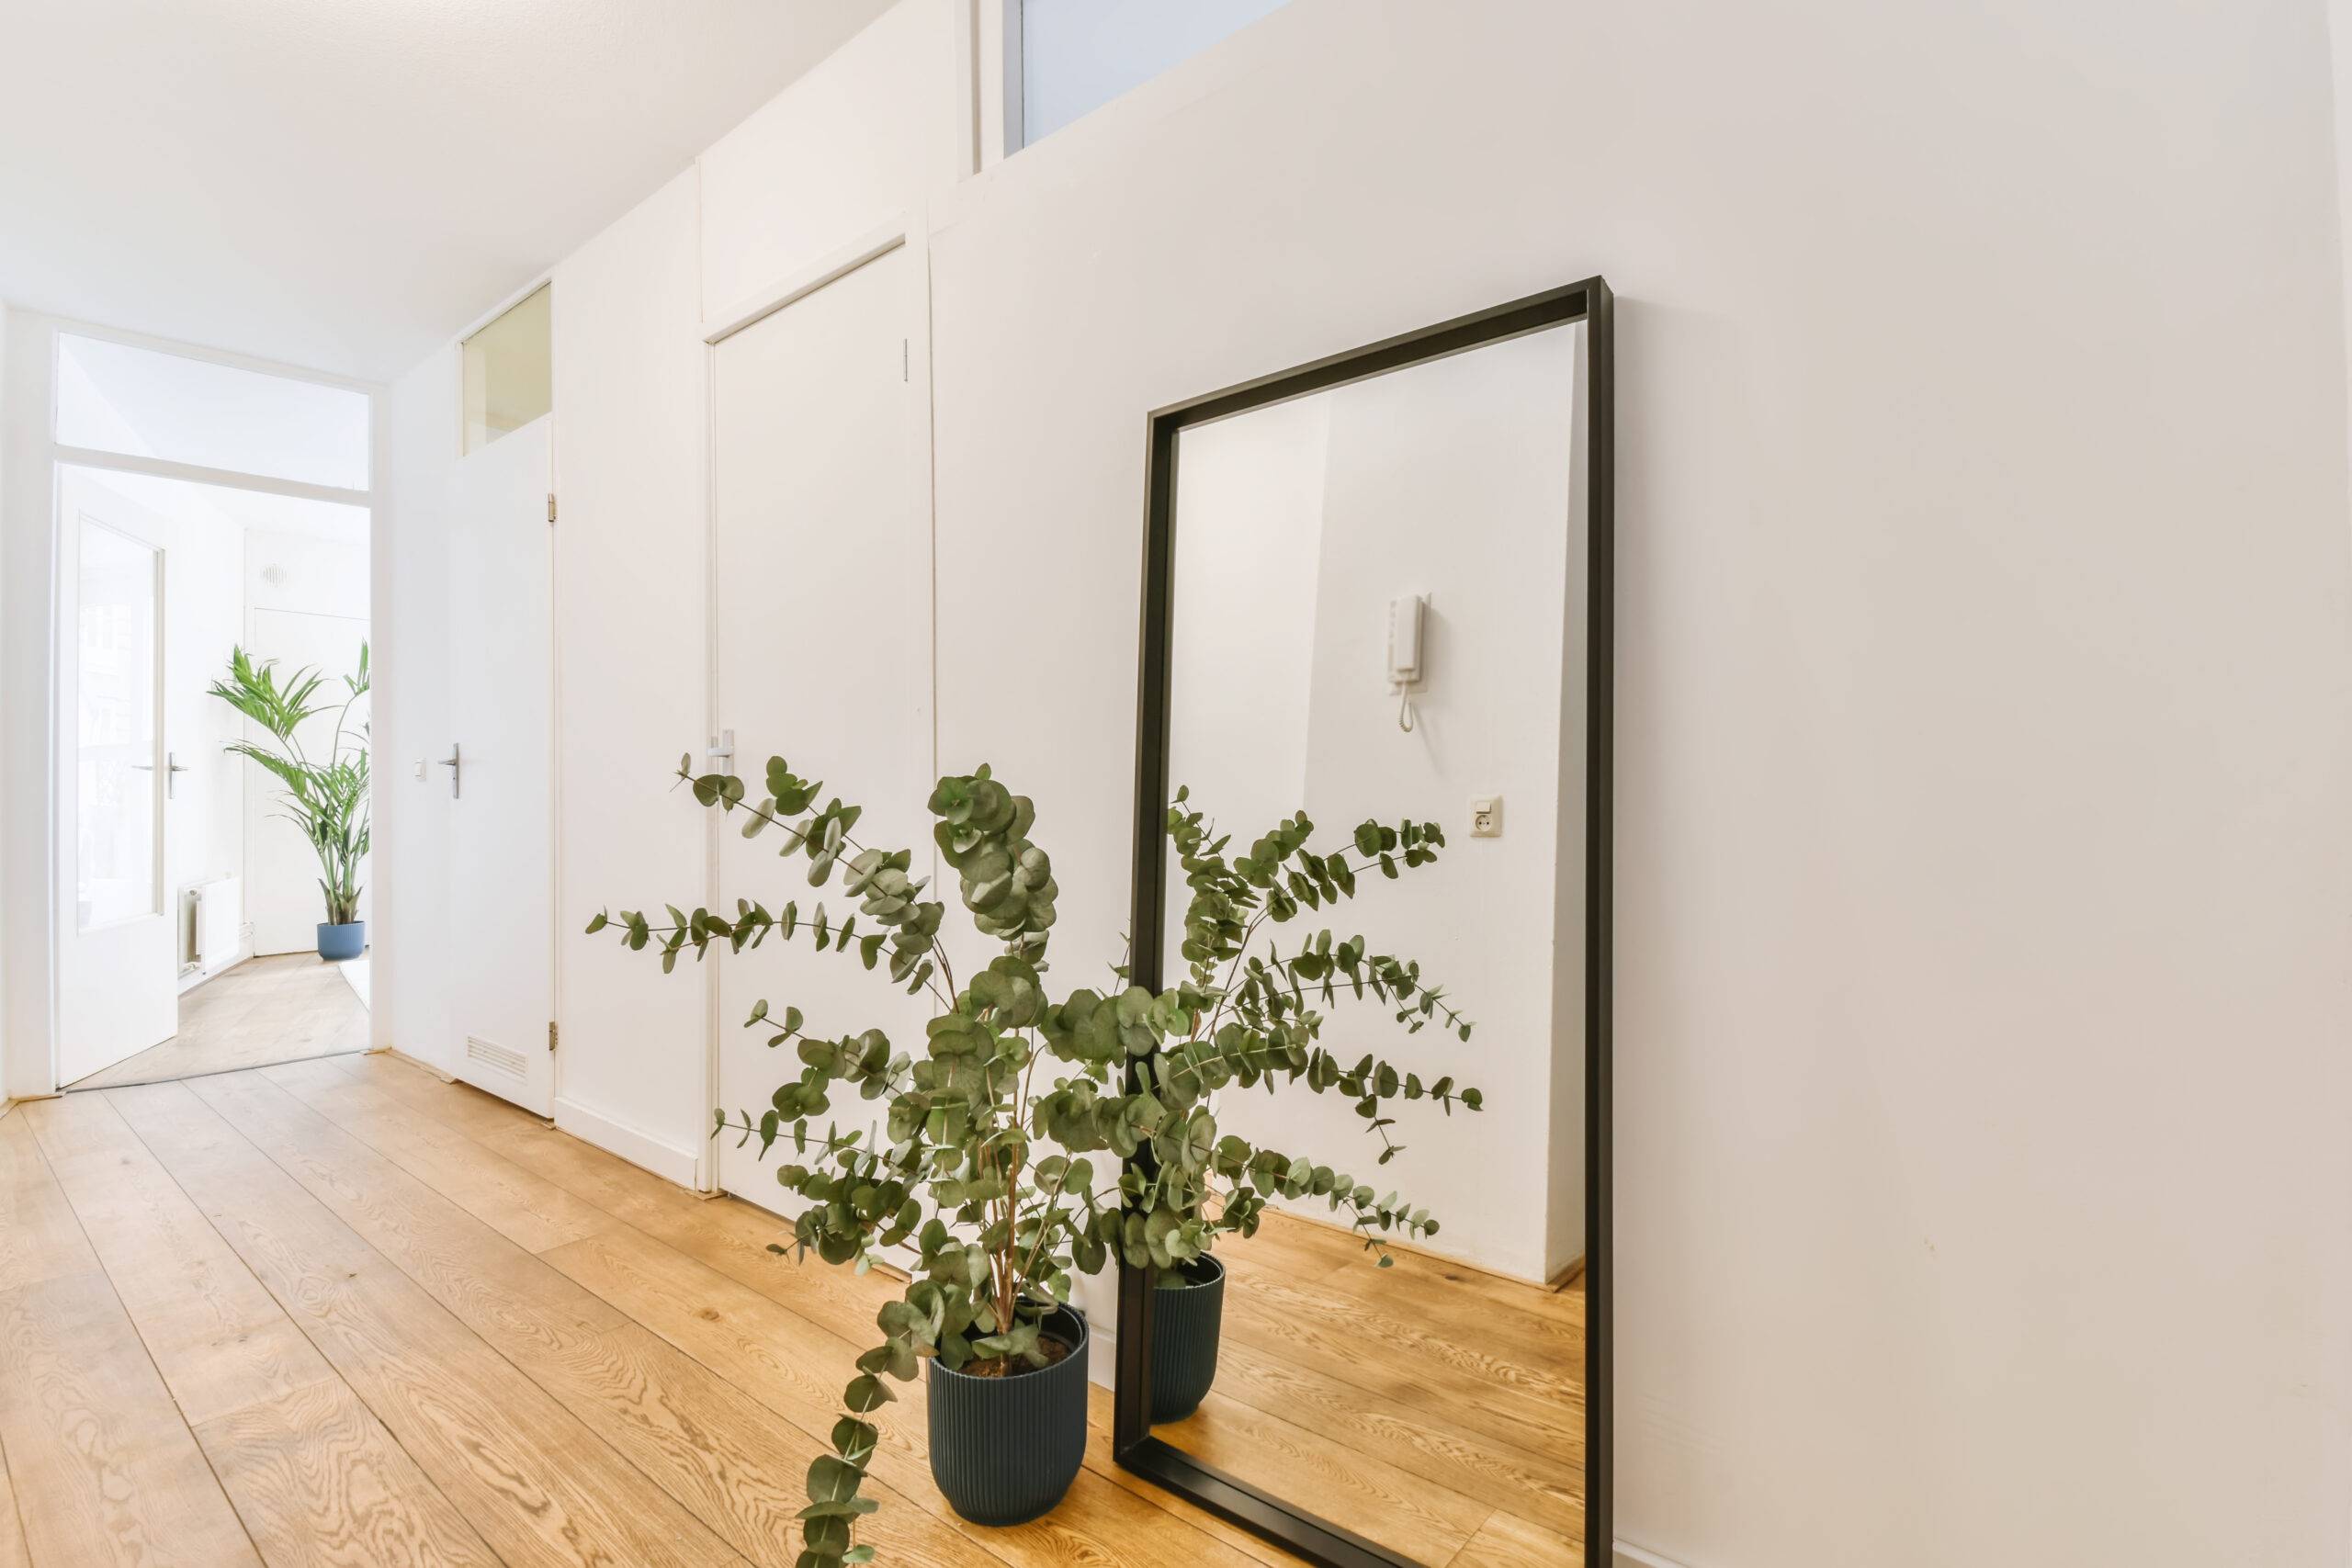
[926,1304,1088,1525]
[1149,1255,1225,1423]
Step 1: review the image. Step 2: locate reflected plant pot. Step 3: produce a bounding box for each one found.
[317,921,365,962]
[1149,1254,1226,1423]
[926,1303,1089,1526]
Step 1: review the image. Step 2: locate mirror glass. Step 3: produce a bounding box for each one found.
[1146,320,1589,1562]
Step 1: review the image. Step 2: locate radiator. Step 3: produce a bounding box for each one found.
[182,876,243,976]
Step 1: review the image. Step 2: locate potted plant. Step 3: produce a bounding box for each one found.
[209,644,371,961]
[590,751,1479,1568]
[1133,786,1479,1421]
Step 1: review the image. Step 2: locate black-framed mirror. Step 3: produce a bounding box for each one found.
[1115,279,1612,1567]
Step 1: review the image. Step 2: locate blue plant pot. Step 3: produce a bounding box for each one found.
[317,921,365,961]
[925,1303,1088,1525]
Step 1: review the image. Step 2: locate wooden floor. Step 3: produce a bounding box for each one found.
[0,1052,1579,1567]
[1161,1212,1584,1564]
[68,953,370,1091]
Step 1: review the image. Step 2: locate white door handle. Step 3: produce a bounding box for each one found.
[437,744,461,798]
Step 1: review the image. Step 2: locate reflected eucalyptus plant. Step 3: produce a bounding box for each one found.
[589,752,1480,1568]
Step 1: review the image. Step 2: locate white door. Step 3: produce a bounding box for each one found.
[710,244,930,1202]
[54,470,175,1083]
[445,419,557,1114]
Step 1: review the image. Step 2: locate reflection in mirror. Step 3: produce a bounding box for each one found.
[1148,321,1588,1563]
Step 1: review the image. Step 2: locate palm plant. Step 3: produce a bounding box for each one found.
[209,643,371,927]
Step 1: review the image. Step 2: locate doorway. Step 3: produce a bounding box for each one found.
[49,331,378,1091]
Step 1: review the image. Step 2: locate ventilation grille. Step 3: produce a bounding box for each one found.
[466,1035,526,1077]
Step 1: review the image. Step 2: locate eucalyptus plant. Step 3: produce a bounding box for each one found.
[209,644,371,927]
[589,750,1480,1568]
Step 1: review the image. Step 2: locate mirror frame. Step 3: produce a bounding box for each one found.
[1115,276,1614,1567]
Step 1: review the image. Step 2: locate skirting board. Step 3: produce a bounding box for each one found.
[1084,1323,1115,1391]
[554,1096,699,1187]
[1616,1543,1696,1568]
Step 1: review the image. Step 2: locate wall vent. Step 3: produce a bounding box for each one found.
[466,1035,526,1077]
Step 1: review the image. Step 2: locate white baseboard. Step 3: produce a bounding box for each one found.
[554,1096,699,1187]
[1084,1321,1115,1390]
[1616,1543,1696,1568]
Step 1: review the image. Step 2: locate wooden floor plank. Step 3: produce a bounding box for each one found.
[0,1269,262,1566]
[184,1073,628,1354]
[544,1224,1286,1568]
[336,1051,1583,1568]
[1158,1388,1489,1564]
[263,1065,1274,1568]
[529,1319,993,1568]
[1445,1506,1582,1565]
[0,1108,262,1567]
[184,1070,992,1568]
[0,1412,36,1568]
[22,1092,496,1568]
[107,1079,744,1568]
[1200,1336,1583,1540]
[193,1381,502,1568]
[0,1117,100,1293]
[23,1092,341,1427]
[305,1061,1295,1568]
[541,1225,928,1481]
[1238,1237,1587,1368]
[333,1055,892,1346]
[1080,1386,1311,1568]
[261,1057,616,1255]
[1216,1252,1584,1461]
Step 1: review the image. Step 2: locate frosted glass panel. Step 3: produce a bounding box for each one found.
[1021,0,1289,145]
[462,285,552,454]
[77,521,162,930]
[56,335,370,490]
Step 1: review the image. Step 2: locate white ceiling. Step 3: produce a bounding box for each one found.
[0,0,894,381]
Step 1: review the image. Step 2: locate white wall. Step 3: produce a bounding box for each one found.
[1164,396,1326,836]
[379,350,455,1071]
[697,0,964,318]
[1,310,57,1098]
[1168,335,1588,1284]
[922,2,2352,1564]
[0,303,10,1084]
[371,0,2352,1562]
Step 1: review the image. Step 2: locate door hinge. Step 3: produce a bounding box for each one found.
[902,339,909,382]
[547,491,558,525]
[548,1021,559,1052]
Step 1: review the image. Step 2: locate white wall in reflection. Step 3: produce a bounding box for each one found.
[1166,322,1586,1282]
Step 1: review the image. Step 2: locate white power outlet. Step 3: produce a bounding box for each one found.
[1470,795,1503,838]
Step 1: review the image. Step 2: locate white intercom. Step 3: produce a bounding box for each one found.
[1388,593,1427,731]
